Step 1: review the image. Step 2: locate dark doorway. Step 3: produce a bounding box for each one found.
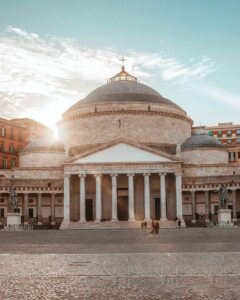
[117,196,128,221]
[28,208,34,219]
[155,197,160,220]
[86,199,93,221]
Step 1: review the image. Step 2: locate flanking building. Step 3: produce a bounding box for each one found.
[0,67,239,228]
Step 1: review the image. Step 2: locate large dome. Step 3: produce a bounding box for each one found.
[59,68,193,149]
[65,80,183,115]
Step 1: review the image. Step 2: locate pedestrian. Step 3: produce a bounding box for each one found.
[141,221,144,229]
[154,221,159,234]
[177,218,181,229]
[143,220,147,229]
[150,220,155,234]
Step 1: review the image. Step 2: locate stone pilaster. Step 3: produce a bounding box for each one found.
[95,174,102,222]
[79,174,86,222]
[24,193,29,224]
[37,193,42,225]
[127,173,135,221]
[144,173,151,221]
[64,174,70,220]
[191,190,196,224]
[160,173,167,220]
[111,174,118,222]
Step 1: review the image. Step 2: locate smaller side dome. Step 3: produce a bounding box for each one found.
[181,133,228,165]
[23,137,64,152]
[181,133,222,151]
[20,138,66,168]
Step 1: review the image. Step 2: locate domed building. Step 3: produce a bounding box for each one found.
[0,66,239,228]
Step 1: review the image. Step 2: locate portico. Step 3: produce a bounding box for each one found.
[62,140,184,227]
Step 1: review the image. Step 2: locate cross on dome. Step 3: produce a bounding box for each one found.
[108,56,137,83]
[119,56,126,71]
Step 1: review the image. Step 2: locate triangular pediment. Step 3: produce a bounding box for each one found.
[66,139,181,164]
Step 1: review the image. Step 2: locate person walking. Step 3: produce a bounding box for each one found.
[150,220,155,234]
[154,221,159,234]
[177,218,181,229]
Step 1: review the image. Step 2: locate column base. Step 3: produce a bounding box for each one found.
[37,222,42,225]
[51,221,56,225]
[24,222,28,225]
[205,219,210,223]
[111,218,118,222]
[191,219,196,224]
[128,218,135,222]
[78,219,86,223]
[95,219,101,223]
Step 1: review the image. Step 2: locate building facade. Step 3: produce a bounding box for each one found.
[0,67,240,228]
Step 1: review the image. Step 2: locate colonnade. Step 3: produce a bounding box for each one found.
[21,193,56,225]
[190,188,238,223]
[64,172,183,222]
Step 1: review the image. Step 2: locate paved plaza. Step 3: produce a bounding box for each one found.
[1,228,240,299]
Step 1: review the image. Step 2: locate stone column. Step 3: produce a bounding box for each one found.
[144,173,151,221]
[175,172,183,218]
[37,193,42,225]
[95,174,102,222]
[191,190,196,223]
[232,189,237,222]
[160,173,167,220]
[111,174,118,222]
[128,173,135,221]
[51,193,55,225]
[79,174,86,222]
[24,193,29,224]
[64,175,70,220]
[205,190,210,222]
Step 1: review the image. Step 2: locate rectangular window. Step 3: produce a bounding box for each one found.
[2,158,7,169]
[227,139,232,144]
[0,208,4,218]
[237,138,240,143]
[217,130,222,137]
[1,128,6,137]
[236,129,240,136]
[227,130,232,137]
[208,131,213,136]
[238,152,240,159]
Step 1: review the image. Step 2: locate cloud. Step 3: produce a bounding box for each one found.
[0,26,218,129]
[190,83,240,109]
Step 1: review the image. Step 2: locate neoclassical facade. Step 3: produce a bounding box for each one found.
[0,67,239,228]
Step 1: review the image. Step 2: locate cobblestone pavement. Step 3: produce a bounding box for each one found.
[1,229,240,299]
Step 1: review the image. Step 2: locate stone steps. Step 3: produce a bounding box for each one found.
[61,220,179,230]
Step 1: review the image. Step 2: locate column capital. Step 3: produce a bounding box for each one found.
[94,173,102,178]
[127,173,135,177]
[143,173,151,177]
[110,173,118,177]
[175,171,183,176]
[64,174,71,179]
[78,173,86,178]
[159,172,167,177]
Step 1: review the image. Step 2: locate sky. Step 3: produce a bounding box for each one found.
[0,0,239,134]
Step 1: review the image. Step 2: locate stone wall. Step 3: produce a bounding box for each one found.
[182,149,228,165]
[20,152,67,168]
[60,112,191,148]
